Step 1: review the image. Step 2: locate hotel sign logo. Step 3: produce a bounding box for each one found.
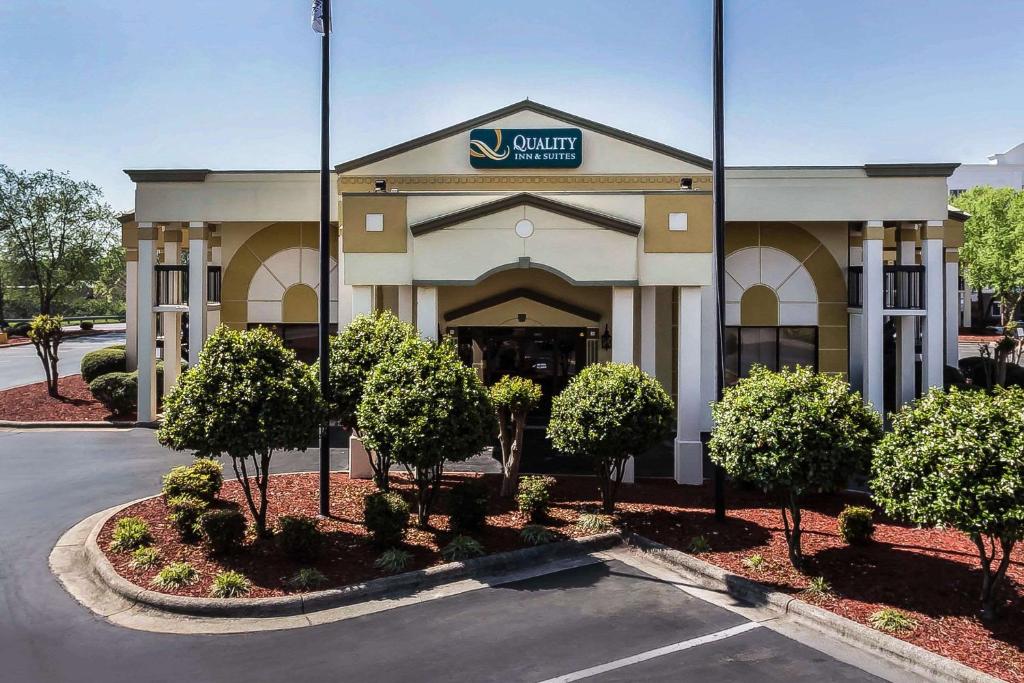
[469,128,583,169]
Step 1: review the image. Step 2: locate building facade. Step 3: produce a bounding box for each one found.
[122,101,963,483]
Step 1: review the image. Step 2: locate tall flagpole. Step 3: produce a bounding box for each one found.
[316,0,332,518]
[712,0,727,521]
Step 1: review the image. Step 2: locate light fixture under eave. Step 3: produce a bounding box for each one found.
[600,324,612,350]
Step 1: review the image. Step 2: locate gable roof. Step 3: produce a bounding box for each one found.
[408,192,641,237]
[335,100,712,173]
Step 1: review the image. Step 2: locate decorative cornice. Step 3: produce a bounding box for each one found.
[124,169,211,183]
[863,163,960,178]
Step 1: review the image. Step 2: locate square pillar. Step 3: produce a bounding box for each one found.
[945,249,960,367]
[674,286,703,485]
[351,285,375,319]
[922,221,945,390]
[611,287,635,364]
[699,282,718,431]
[161,233,182,398]
[187,222,209,366]
[861,222,885,413]
[136,224,158,422]
[639,286,657,375]
[416,286,439,341]
[397,285,414,324]
[336,231,353,329]
[896,225,917,405]
[125,258,138,371]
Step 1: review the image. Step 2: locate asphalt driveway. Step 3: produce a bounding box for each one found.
[0,428,907,682]
[0,331,126,390]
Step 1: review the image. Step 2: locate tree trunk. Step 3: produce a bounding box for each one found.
[47,339,60,396]
[597,458,627,513]
[496,407,513,496]
[257,451,272,536]
[780,492,803,570]
[500,412,526,497]
[974,534,1015,621]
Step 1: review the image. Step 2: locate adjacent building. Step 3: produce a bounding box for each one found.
[121,101,964,482]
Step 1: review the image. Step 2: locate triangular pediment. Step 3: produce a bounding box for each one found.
[336,100,710,176]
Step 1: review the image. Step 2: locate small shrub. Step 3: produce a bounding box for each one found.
[374,548,413,574]
[516,475,555,522]
[277,515,322,562]
[448,479,490,533]
[442,535,485,562]
[8,322,29,337]
[803,576,833,599]
[520,524,556,545]
[837,505,875,545]
[210,570,251,598]
[286,567,328,591]
[152,562,199,589]
[869,608,918,633]
[742,553,765,571]
[167,494,209,541]
[79,320,94,330]
[89,371,137,415]
[162,459,223,502]
[130,546,161,570]
[577,513,613,534]
[687,535,711,554]
[109,516,151,552]
[80,345,126,382]
[201,508,246,554]
[364,491,410,547]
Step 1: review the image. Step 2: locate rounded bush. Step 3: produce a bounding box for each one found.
[79,320,94,330]
[109,516,151,552]
[516,475,555,522]
[276,515,322,562]
[162,459,223,501]
[81,345,127,383]
[201,508,247,554]
[167,494,209,541]
[364,491,410,547]
[88,371,137,415]
[837,505,875,545]
[447,479,490,533]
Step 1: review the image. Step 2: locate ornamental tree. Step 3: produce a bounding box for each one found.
[872,387,1024,620]
[709,366,882,570]
[322,311,416,490]
[548,363,674,513]
[358,337,494,528]
[28,314,63,396]
[490,375,543,497]
[157,326,324,537]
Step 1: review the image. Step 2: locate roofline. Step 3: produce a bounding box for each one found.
[409,192,641,237]
[863,163,960,178]
[124,169,324,182]
[948,206,970,222]
[334,100,713,174]
[443,287,601,323]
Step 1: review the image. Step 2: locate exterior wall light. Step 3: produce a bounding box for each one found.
[601,324,612,350]
[373,178,387,192]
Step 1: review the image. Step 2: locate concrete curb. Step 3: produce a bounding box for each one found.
[621,532,1003,683]
[0,420,158,429]
[79,499,622,619]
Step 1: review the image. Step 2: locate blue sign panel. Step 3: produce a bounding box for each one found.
[469,128,583,169]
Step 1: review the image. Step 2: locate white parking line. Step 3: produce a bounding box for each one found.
[536,621,762,682]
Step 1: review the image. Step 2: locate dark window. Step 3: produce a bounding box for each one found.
[724,326,818,384]
[248,323,337,364]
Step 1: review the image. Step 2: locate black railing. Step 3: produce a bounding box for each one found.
[847,264,925,310]
[155,265,188,306]
[207,265,222,303]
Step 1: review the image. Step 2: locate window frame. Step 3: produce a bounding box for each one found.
[725,325,818,384]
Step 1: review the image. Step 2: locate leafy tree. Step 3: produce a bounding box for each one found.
[548,363,674,513]
[709,366,882,569]
[0,166,118,314]
[158,326,324,537]
[358,337,494,528]
[28,314,64,396]
[490,375,543,497]
[322,311,416,490]
[872,387,1024,620]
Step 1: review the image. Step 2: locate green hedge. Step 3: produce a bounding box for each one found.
[87,361,175,415]
[81,345,127,383]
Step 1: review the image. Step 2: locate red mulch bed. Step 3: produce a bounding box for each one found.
[0,374,134,422]
[101,474,1023,681]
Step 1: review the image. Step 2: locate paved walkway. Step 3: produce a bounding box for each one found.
[0,428,925,682]
[0,331,125,390]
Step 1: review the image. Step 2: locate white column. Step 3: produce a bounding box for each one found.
[945,250,960,367]
[922,221,945,390]
[699,282,718,432]
[187,222,208,366]
[416,286,439,341]
[848,313,863,393]
[136,225,157,422]
[639,286,657,375]
[161,237,181,399]
[962,286,973,328]
[336,232,353,329]
[397,285,414,324]
[125,259,138,371]
[862,222,885,414]
[897,226,916,405]
[611,287,635,364]
[674,286,703,485]
[351,285,374,319]
[207,240,221,333]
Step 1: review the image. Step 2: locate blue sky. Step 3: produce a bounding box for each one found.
[1,0,1023,211]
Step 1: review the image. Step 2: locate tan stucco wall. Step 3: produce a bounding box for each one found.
[341,194,408,253]
[643,193,713,253]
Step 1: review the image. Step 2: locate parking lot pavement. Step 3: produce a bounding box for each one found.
[0,331,126,389]
[0,428,912,682]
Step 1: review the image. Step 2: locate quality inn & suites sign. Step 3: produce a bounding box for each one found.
[469,128,583,169]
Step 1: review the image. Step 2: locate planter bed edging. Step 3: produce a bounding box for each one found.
[621,532,1003,683]
[0,420,158,430]
[83,499,622,619]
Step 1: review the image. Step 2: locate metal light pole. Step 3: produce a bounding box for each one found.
[315,0,332,518]
[712,0,727,521]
